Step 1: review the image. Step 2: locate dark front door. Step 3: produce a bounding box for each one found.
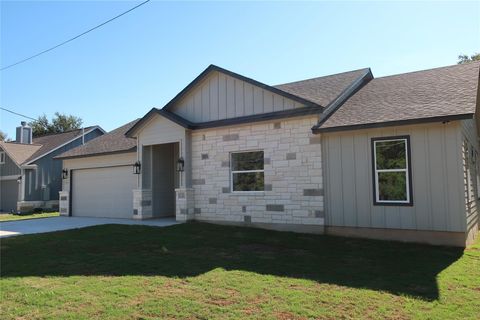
[152,143,175,217]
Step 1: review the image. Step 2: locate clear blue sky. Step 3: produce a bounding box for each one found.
[1,1,479,138]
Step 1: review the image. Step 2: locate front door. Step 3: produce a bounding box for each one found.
[152,143,176,217]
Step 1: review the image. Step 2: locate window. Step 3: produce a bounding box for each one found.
[231,151,264,192]
[372,136,412,205]
[0,151,5,164]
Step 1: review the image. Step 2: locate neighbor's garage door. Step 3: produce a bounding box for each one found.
[1,179,18,212]
[72,166,136,218]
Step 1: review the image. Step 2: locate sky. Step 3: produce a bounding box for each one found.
[1,1,479,138]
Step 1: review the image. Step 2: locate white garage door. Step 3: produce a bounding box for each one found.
[72,166,136,218]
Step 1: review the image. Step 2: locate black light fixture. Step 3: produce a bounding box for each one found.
[17,176,22,184]
[176,157,185,172]
[133,161,141,174]
[62,169,69,179]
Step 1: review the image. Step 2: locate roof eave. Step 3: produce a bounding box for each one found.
[191,106,323,130]
[313,113,474,134]
[55,148,137,160]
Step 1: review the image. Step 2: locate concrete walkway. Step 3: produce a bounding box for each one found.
[0,216,179,238]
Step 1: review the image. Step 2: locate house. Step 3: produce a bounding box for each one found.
[57,62,480,247]
[0,122,104,212]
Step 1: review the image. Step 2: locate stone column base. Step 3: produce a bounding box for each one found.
[175,188,194,222]
[132,189,153,219]
[59,191,69,216]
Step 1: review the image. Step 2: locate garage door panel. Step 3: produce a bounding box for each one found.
[72,166,135,218]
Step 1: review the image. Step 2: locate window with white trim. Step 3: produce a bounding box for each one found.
[372,136,412,205]
[230,151,264,192]
[0,151,5,164]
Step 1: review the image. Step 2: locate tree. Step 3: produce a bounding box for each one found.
[29,112,83,137]
[458,53,480,64]
[0,130,8,141]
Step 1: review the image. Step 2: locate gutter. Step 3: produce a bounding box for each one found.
[314,113,474,134]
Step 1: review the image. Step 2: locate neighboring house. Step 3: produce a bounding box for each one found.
[0,122,104,212]
[57,62,480,247]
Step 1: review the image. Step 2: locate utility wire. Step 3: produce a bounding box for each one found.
[0,107,36,121]
[0,0,150,71]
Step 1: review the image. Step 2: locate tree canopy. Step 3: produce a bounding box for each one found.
[29,112,83,137]
[0,130,8,141]
[458,53,480,64]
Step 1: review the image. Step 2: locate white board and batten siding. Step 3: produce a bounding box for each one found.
[170,70,307,123]
[322,121,466,233]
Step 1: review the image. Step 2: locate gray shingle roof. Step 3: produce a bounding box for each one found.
[25,126,99,163]
[1,126,102,165]
[0,141,42,166]
[317,62,480,131]
[274,68,370,107]
[56,119,139,159]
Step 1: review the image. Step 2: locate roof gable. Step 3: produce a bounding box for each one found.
[0,141,42,167]
[166,65,320,123]
[126,109,191,137]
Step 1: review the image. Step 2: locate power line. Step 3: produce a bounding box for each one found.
[0,0,150,71]
[0,107,36,121]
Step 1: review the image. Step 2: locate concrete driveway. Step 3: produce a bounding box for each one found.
[0,216,179,238]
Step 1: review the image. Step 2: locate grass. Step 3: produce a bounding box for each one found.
[1,222,479,319]
[0,211,59,222]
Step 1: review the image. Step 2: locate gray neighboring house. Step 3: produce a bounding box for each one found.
[0,122,104,212]
[58,62,480,247]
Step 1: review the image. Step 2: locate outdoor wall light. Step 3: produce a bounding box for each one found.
[17,176,22,184]
[133,161,141,174]
[176,157,185,172]
[62,169,69,179]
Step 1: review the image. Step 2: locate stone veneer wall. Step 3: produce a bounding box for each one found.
[189,115,324,229]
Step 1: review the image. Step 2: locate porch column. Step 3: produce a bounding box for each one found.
[132,189,152,219]
[132,143,153,219]
[175,188,194,221]
[59,191,69,216]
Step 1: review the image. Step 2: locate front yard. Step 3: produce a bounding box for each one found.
[1,222,479,319]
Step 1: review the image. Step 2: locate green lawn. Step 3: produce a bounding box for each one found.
[1,223,479,319]
[0,211,59,222]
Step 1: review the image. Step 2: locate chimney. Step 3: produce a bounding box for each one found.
[16,121,33,144]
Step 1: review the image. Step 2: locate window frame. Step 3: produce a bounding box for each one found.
[0,151,5,164]
[230,150,265,193]
[371,136,413,206]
